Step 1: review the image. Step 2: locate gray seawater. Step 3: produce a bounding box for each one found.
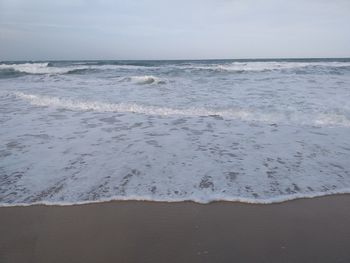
[1,59,350,205]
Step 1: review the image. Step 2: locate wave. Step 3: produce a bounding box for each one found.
[0,63,150,76]
[177,61,350,73]
[0,68,26,78]
[1,189,350,207]
[119,75,166,85]
[0,62,90,75]
[14,92,350,127]
[2,61,350,77]
[0,63,72,74]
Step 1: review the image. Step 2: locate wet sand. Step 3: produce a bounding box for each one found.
[0,195,350,263]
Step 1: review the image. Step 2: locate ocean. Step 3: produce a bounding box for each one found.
[0,59,350,206]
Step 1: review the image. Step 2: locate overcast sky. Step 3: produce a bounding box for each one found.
[0,0,349,60]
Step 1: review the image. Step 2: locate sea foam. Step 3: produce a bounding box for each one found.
[14,92,350,127]
[120,75,166,85]
[0,63,150,75]
[1,59,350,206]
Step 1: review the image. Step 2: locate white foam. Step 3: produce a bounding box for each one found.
[2,61,349,75]
[0,63,74,74]
[1,189,350,207]
[120,75,166,85]
[14,92,350,127]
[0,63,150,75]
[178,61,350,72]
[2,60,350,207]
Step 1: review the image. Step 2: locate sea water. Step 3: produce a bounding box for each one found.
[1,59,350,205]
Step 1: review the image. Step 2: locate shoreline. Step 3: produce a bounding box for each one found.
[1,195,350,263]
[2,191,350,208]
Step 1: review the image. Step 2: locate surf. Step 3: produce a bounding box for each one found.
[13,92,350,127]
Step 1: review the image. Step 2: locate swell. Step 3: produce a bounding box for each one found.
[14,92,350,127]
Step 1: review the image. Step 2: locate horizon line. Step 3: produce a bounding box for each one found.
[1,57,350,62]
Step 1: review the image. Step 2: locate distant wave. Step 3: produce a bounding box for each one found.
[14,92,350,127]
[177,61,350,73]
[0,68,26,78]
[0,63,168,83]
[119,75,166,85]
[1,61,349,77]
[0,63,151,76]
[0,63,45,74]
[0,63,83,75]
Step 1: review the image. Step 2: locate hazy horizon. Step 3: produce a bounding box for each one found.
[2,57,350,63]
[1,0,350,61]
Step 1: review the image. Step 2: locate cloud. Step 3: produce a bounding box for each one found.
[0,0,349,60]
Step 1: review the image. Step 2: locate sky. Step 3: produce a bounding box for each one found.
[0,0,349,60]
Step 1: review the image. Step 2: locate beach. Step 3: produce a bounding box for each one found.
[1,0,350,261]
[1,59,350,262]
[1,195,350,263]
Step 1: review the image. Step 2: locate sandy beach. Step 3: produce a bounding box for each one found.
[2,0,350,262]
[0,195,349,263]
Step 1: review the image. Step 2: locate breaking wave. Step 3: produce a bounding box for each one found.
[178,61,350,73]
[0,63,84,75]
[0,63,150,76]
[14,92,350,127]
[0,63,46,74]
[1,61,350,77]
[119,75,166,85]
[2,189,350,206]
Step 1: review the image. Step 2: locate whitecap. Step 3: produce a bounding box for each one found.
[120,75,166,85]
[13,92,350,127]
[176,61,350,73]
[0,63,152,75]
[0,63,74,74]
